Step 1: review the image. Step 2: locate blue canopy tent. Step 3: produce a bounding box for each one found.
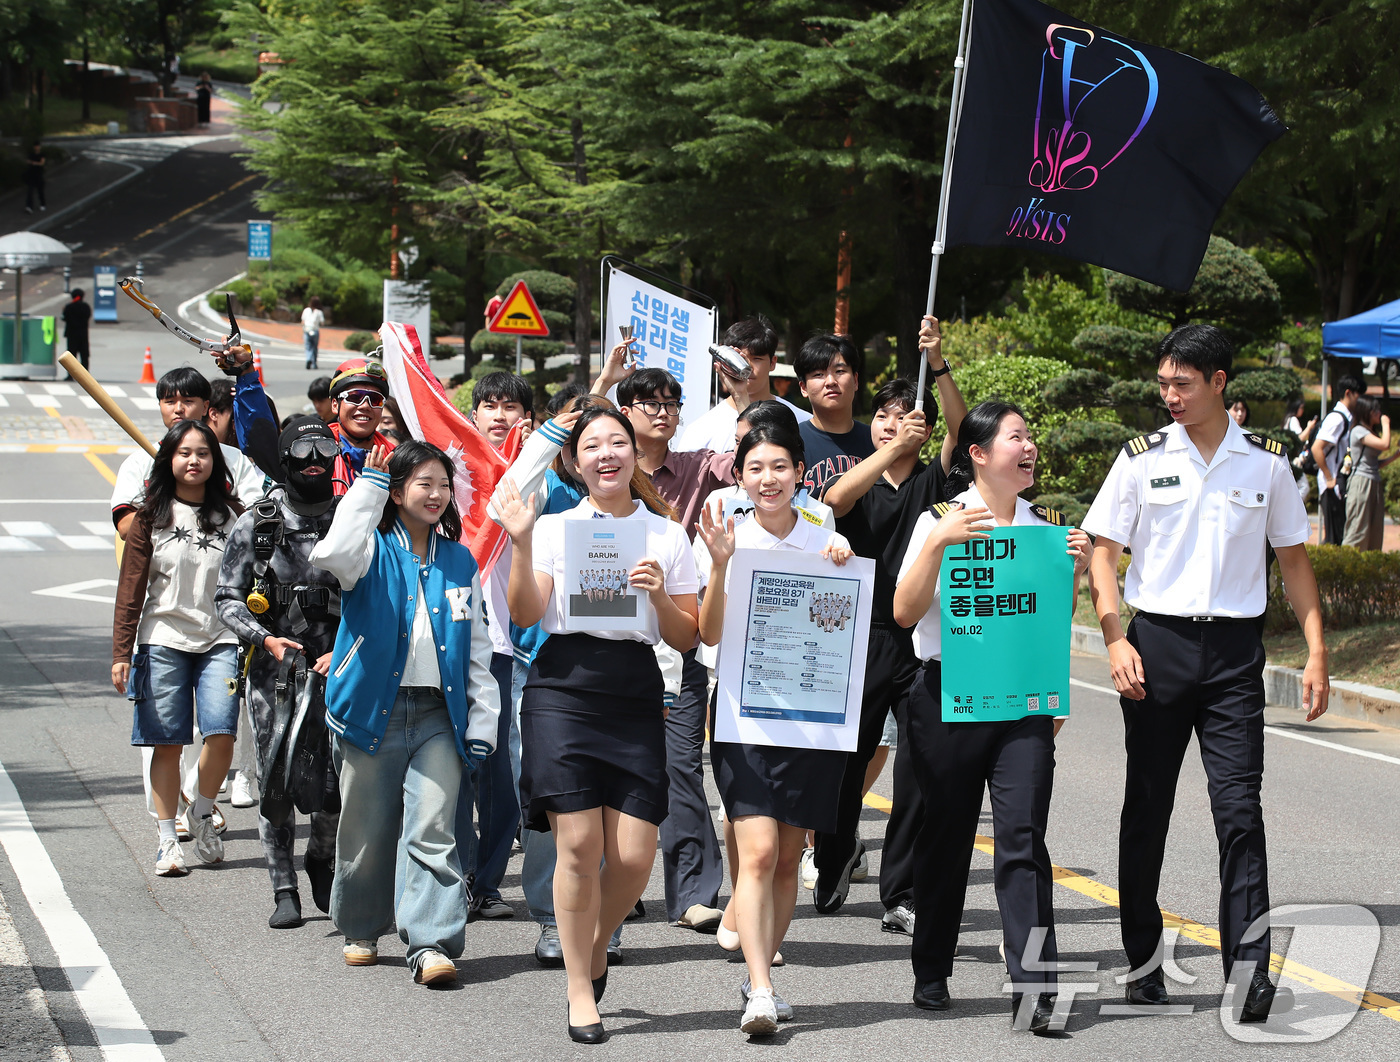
[1320,297,1400,401]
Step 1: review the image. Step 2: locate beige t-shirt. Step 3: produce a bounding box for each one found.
[136,501,238,653]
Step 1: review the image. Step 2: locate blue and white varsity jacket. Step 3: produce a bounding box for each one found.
[310,468,500,764]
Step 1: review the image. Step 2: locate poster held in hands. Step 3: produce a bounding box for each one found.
[714,548,874,753]
[562,518,648,631]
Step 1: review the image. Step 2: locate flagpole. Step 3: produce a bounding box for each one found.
[916,0,975,411]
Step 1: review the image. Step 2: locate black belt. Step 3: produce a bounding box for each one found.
[1137,611,1262,625]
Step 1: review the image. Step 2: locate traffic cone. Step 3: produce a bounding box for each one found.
[253,348,265,385]
[139,345,156,384]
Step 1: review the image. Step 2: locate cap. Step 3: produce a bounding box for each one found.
[329,358,389,398]
[279,415,335,451]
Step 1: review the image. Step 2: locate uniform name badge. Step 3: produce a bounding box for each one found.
[445,585,472,622]
[939,525,1073,722]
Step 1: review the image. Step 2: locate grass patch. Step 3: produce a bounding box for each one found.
[1264,620,1400,691]
[182,44,259,84]
[0,98,130,140]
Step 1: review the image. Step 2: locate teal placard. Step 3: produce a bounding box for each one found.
[939,524,1072,722]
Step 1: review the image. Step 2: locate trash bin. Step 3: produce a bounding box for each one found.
[0,316,58,379]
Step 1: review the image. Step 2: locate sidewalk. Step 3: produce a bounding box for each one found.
[222,310,466,360]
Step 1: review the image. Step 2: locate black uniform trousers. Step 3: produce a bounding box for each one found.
[906,659,1058,995]
[661,648,724,920]
[1320,483,1346,545]
[813,624,924,909]
[1120,612,1270,977]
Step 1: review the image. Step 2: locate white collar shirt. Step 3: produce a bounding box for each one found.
[1081,419,1310,618]
[896,484,1042,662]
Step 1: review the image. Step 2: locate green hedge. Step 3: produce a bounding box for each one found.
[1266,546,1400,632]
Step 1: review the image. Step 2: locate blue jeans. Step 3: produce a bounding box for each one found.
[458,653,520,900]
[130,642,240,746]
[332,688,466,969]
[304,331,319,368]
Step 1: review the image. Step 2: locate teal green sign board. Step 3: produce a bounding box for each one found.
[939,525,1072,722]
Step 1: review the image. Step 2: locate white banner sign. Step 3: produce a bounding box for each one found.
[604,269,716,437]
[383,280,431,347]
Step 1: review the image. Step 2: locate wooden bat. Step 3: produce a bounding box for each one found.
[59,352,157,457]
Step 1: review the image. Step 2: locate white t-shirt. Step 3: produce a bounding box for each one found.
[301,307,325,336]
[112,444,267,519]
[1314,402,1352,494]
[676,395,811,454]
[137,502,238,653]
[531,498,698,643]
[897,485,1050,662]
[483,549,513,657]
[400,573,444,689]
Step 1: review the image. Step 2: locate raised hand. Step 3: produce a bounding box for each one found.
[366,443,391,474]
[698,500,736,568]
[918,315,943,365]
[497,477,538,541]
[894,408,931,455]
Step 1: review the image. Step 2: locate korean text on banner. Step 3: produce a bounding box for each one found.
[938,525,1072,722]
[714,548,874,753]
[604,269,716,435]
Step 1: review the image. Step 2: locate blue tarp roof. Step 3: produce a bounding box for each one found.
[1322,298,1400,360]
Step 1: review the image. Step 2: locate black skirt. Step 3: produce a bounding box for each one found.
[519,633,668,833]
[710,736,845,834]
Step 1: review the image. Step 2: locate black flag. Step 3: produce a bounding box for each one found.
[942,0,1285,291]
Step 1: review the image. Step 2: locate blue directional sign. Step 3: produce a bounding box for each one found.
[247,220,273,262]
[93,265,118,322]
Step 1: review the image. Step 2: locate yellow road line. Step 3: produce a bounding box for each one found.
[96,174,258,258]
[860,791,1400,1020]
[83,452,117,486]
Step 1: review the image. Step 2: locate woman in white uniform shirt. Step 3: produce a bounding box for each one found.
[697,422,853,1035]
[892,401,1089,1034]
[499,407,699,1044]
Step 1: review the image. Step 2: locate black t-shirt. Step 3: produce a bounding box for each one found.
[61,300,91,337]
[800,420,875,496]
[832,459,947,627]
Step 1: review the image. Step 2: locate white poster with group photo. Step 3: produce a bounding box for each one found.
[714,548,874,752]
[603,269,717,436]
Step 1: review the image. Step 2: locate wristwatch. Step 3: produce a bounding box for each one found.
[928,361,952,378]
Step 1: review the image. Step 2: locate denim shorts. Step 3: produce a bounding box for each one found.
[130,643,241,746]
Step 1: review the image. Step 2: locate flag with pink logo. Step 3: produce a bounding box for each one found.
[379,323,524,578]
[942,0,1285,291]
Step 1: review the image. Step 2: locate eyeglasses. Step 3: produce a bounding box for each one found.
[339,389,385,408]
[635,399,682,417]
[287,436,341,460]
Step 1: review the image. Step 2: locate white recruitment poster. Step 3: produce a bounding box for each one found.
[383,280,432,346]
[562,517,648,632]
[714,548,874,752]
[604,269,717,437]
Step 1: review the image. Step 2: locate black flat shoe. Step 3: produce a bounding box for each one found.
[304,853,334,914]
[1028,993,1058,1035]
[568,1019,607,1044]
[1239,970,1276,1023]
[1125,969,1169,1006]
[593,968,608,1003]
[268,889,303,929]
[913,978,950,1010]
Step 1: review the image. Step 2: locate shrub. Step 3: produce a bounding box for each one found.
[342,331,378,353]
[1072,325,1162,370]
[1226,367,1304,404]
[1042,369,1116,411]
[1266,546,1400,632]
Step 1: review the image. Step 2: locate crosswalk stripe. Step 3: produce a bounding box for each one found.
[0,382,21,395]
[81,521,115,537]
[79,395,100,409]
[0,395,8,408]
[0,537,42,552]
[2,522,58,537]
[56,535,112,551]
[26,394,59,408]
[131,397,160,411]
[104,386,128,398]
[42,383,76,396]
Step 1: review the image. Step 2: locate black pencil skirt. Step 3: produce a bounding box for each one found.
[710,736,845,834]
[518,633,669,833]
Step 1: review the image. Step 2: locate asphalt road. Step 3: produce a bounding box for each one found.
[3,137,1400,1061]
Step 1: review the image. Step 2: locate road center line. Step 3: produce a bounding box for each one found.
[0,757,164,1060]
[84,452,118,487]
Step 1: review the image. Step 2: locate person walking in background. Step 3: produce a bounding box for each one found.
[23,141,46,213]
[1311,375,1364,545]
[61,289,92,372]
[196,72,213,125]
[301,297,325,370]
[1283,397,1317,503]
[1342,397,1396,551]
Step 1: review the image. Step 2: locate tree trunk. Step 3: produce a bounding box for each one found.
[893,202,933,381]
[570,108,593,386]
[81,30,90,123]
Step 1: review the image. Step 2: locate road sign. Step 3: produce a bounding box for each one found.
[247,220,272,262]
[93,266,118,322]
[486,281,550,337]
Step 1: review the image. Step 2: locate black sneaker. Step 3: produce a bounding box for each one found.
[881,901,916,935]
[813,841,862,914]
[476,896,515,919]
[1125,969,1170,1006]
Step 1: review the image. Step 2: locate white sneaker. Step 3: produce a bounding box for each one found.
[741,978,793,1021]
[155,837,188,876]
[799,846,817,890]
[851,840,869,882]
[191,814,224,863]
[230,772,258,808]
[740,985,779,1035]
[343,939,379,966]
[178,801,228,839]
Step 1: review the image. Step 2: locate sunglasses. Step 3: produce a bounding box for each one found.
[287,436,341,460]
[340,389,385,408]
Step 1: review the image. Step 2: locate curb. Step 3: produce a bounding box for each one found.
[23,157,145,235]
[1071,623,1400,731]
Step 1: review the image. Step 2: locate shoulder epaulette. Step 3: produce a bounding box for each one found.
[1122,431,1167,457]
[1244,432,1285,457]
[928,502,955,518]
[1029,503,1067,526]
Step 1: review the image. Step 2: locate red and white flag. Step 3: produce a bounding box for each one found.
[379,322,523,579]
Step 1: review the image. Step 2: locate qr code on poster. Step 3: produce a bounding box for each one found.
[1027,695,1040,712]
[1048,693,1060,711]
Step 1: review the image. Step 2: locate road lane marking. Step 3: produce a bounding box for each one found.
[1071,677,1117,696]
[85,452,118,486]
[0,757,164,1060]
[33,579,118,603]
[98,173,258,257]
[0,446,138,455]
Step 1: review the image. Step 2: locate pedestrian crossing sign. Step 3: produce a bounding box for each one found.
[486,281,550,337]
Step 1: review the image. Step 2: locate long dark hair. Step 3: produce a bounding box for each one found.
[139,420,236,533]
[378,440,463,539]
[567,406,678,521]
[945,401,1026,498]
